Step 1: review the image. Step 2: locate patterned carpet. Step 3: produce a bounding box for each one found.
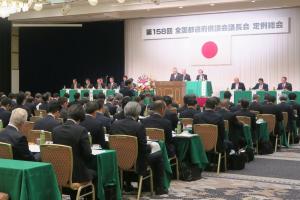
[123,144,300,200]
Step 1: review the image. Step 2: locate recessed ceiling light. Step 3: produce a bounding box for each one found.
[251,0,256,2]
[179,6,183,9]
[210,3,215,6]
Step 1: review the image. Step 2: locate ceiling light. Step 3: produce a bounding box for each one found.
[178,6,183,9]
[33,3,43,11]
[210,3,215,6]
[251,0,256,2]
[88,0,98,6]
[117,0,125,3]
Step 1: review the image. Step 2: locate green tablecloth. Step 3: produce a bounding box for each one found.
[256,91,277,103]
[186,81,213,97]
[257,122,269,142]
[158,141,173,190]
[243,125,253,148]
[174,135,208,169]
[279,122,289,148]
[0,159,61,200]
[91,150,121,200]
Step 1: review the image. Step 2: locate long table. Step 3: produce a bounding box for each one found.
[220,90,300,104]
[0,159,61,200]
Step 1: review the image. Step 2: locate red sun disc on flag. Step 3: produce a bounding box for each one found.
[201,41,218,59]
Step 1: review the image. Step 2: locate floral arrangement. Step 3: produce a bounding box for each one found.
[135,75,155,93]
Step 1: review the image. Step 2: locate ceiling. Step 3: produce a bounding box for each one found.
[8,0,300,23]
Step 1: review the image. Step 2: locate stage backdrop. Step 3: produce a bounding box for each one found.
[19,21,124,94]
[0,19,11,94]
[125,7,300,95]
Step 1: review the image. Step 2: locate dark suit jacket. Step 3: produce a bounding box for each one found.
[193,110,225,151]
[252,83,269,91]
[231,82,246,91]
[24,102,36,116]
[277,102,295,130]
[39,102,49,111]
[114,111,125,121]
[289,100,300,126]
[182,74,191,81]
[110,117,150,175]
[80,114,106,148]
[119,86,135,97]
[235,108,257,132]
[164,109,178,131]
[107,83,118,89]
[170,73,183,81]
[179,107,200,119]
[230,104,241,113]
[84,84,93,89]
[0,108,11,128]
[261,103,283,134]
[105,103,117,116]
[0,125,35,161]
[249,101,262,113]
[71,83,81,89]
[196,74,208,81]
[33,115,61,132]
[52,120,93,182]
[60,108,68,122]
[277,82,292,91]
[95,112,112,132]
[95,83,106,89]
[141,114,175,157]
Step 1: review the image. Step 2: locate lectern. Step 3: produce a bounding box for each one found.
[155,81,186,105]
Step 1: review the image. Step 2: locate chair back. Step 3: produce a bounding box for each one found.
[193,124,218,152]
[0,142,13,159]
[109,135,138,171]
[180,118,193,126]
[250,110,259,116]
[34,109,47,117]
[236,116,251,127]
[282,112,288,129]
[30,116,42,123]
[28,130,52,144]
[224,120,229,133]
[145,128,165,141]
[257,114,276,134]
[40,144,73,188]
[21,121,35,138]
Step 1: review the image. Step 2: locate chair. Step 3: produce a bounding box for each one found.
[236,116,251,127]
[28,130,52,144]
[257,114,277,152]
[40,144,95,200]
[21,121,35,138]
[109,135,153,200]
[34,109,47,117]
[282,112,290,146]
[180,118,193,127]
[30,116,42,123]
[194,124,227,174]
[0,193,9,200]
[0,142,13,159]
[145,128,179,180]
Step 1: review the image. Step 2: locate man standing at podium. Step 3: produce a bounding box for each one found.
[196,69,207,81]
[169,67,183,81]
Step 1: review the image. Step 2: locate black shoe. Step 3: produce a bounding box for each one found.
[155,188,168,195]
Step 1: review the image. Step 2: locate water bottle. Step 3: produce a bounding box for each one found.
[88,132,92,145]
[40,130,45,145]
[0,120,3,130]
[176,121,182,134]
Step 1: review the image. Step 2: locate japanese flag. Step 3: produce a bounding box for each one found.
[190,35,232,66]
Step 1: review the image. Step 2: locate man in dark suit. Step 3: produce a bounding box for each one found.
[38,93,49,111]
[0,108,36,161]
[0,97,12,128]
[70,78,81,89]
[196,69,207,81]
[80,101,106,148]
[33,100,61,132]
[105,95,117,116]
[288,93,300,127]
[277,76,292,91]
[223,91,234,109]
[163,96,178,131]
[96,100,112,132]
[252,78,269,91]
[181,69,191,81]
[142,100,175,157]
[235,99,257,136]
[249,94,262,113]
[110,101,167,195]
[169,67,183,81]
[231,77,246,91]
[68,92,82,107]
[58,97,68,122]
[193,98,226,152]
[95,78,106,89]
[119,79,135,97]
[84,78,93,89]
[107,77,118,89]
[179,96,200,118]
[277,95,294,131]
[114,96,131,121]
[52,104,94,184]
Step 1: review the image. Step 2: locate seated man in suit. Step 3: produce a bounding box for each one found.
[217,100,244,150]
[0,97,12,128]
[52,104,94,199]
[142,100,175,157]
[196,69,207,81]
[84,78,93,89]
[111,101,167,195]
[231,77,246,91]
[163,96,179,131]
[80,101,106,148]
[261,95,283,135]
[58,97,68,122]
[252,78,268,91]
[120,75,128,89]
[181,69,191,81]
[71,78,81,89]
[105,95,117,116]
[235,99,257,138]
[277,95,294,131]
[288,93,300,127]
[179,95,200,118]
[38,93,49,111]
[33,100,61,132]
[193,98,226,152]
[249,94,262,113]
[0,108,36,161]
[114,96,131,121]
[119,79,135,97]
[169,67,183,81]
[95,78,106,89]
[107,77,118,89]
[277,76,292,91]
[96,100,112,132]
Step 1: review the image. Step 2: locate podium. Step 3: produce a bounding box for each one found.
[155,81,186,105]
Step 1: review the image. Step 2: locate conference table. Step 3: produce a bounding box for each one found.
[0,159,61,200]
[220,90,300,104]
